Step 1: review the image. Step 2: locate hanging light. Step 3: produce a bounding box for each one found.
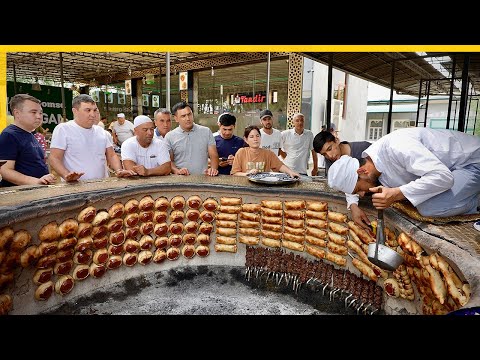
[31,76,42,91]
[211,67,215,76]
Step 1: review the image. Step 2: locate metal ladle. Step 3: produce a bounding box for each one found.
[368,197,404,271]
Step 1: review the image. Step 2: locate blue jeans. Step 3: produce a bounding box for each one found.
[416,163,480,217]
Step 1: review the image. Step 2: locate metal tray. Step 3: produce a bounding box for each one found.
[247,172,299,185]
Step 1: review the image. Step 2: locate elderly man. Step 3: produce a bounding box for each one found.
[49,94,136,182]
[280,113,318,176]
[153,108,172,140]
[121,115,171,176]
[111,113,135,146]
[164,101,219,176]
[328,128,480,228]
[0,94,56,186]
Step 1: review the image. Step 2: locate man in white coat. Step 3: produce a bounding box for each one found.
[327,128,480,226]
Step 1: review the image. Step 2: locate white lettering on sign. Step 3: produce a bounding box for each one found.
[41,101,63,108]
[43,113,63,124]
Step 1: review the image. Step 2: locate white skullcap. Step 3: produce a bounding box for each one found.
[117,113,125,118]
[327,155,359,194]
[133,115,153,128]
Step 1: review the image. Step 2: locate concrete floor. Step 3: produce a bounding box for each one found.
[43,266,352,315]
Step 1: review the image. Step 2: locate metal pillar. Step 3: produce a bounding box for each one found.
[386,60,395,134]
[166,52,171,111]
[415,80,423,127]
[446,56,456,129]
[59,53,67,122]
[326,54,333,130]
[266,52,271,110]
[457,54,470,132]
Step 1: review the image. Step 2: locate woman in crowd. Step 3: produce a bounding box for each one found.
[231,125,299,178]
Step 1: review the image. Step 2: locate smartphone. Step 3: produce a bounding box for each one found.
[219,157,228,161]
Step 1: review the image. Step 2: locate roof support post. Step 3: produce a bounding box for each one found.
[59,52,67,122]
[415,79,423,127]
[326,54,333,130]
[386,60,395,134]
[266,52,271,110]
[457,54,470,132]
[423,80,431,127]
[446,55,456,129]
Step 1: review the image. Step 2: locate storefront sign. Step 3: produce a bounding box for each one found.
[179,72,188,90]
[234,92,266,104]
[7,82,73,132]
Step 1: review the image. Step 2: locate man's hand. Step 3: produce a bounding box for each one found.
[115,169,137,178]
[175,168,190,176]
[227,154,234,166]
[132,165,148,176]
[64,171,84,182]
[369,186,404,209]
[205,168,218,176]
[311,167,318,176]
[350,204,373,235]
[39,174,57,185]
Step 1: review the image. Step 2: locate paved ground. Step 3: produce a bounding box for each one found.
[43,266,353,315]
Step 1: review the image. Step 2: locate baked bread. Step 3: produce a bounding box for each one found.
[154,196,169,212]
[196,234,210,246]
[153,249,167,263]
[107,218,124,233]
[109,231,126,246]
[200,210,215,223]
[36,254,57,269]
[184,221,199,233]
[139,222,154,236]
[125,227,139,240]
[139,211,154,223]
[169,210,185,223]
[108,202,125,219]
[202,198,218,212]
[56,248,74,263]
[123,239,140,253]
[154,237,168,250]
[92,248,109,265]
[182,233,197,245]
[57,237,77,251]
[59,219,79,238]
[55,275,75,296]
[91,225,108,239]
[153,211,168,224]
[34,281,54,301]
[138,250,153,265]
[38,241,58,257]
[166,247,180,260]
[169,222,184,235]
[92,210,110,227]
[0,227,14,251]
[185,209,200,222]
[89,263,107,278]
[170,195,185,210]
[75,236,93,252]
[72,264,90,281]
[182,245,195,259]
[20,245,39,268]
[125,199,139,214]
[139,235,154,250]
[106,255,122,270]
[54,260,73,275]
[9,230,31,252]
[220,197,242,206]
[187,195,202,209]
[38,221,60,242]
[108,244,124,256]
[139,195,154,211]
[199,222,213,235]
[77,206,97,223]
[284,200,305,210]
[168,235,182,248]
[73,249,93,265]
[123,252,138,267]
[92,236,108,250]
[76,222,92,238]
[195,245,210,257]
[33,267,53,285]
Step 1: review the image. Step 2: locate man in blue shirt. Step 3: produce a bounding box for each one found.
[214,113,245,175]
[0,94,56,186]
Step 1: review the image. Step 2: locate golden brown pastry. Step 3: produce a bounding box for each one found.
[0,250,7,265]
[93,248,109,265]
[282,232,304,244]
[153,211,168,224]
[54,260,73,275]
[261,238,281,248]
[170,195,186,211]
[123,252,138,267]
[305,218,327,229]
[20,245,39,268]
[327,232,346,245]
[107,218,124,233]
[139,235,154,251]
[125,226,139,240]
[124,213,140,228]
[92,210,110,227]
[200,210,215,223]
[327,241,348,256]
[261,216,282,225]
[238,235,260,245]
[352,258,377,282]
[123,239,140,253]
[199,222,213,235]
[55,275,75,296]
[183,233,197,245]
[241,203,261,213]
[306,201,328,212]
[153,249,167,263]
[154,237,168,250]
[76,222,92,238]
[202,198,218,212]
[169,222,184,235]
[109,231,126,246]
[139,211,154,223]
[182,245,196,259]
[260,207,283,217]
[185,209,201,222]
[239,228,260,237]
[36,254,57,269]
[383,278,400,297]
[217,220,237,229]
[91,225,108,239]
[106,255,123,270]
[138,250,153,265]
[305,210,327,220]
[328,222,349,235]
[187,195,202,209]
[154,223,169,237]
[169,210,185,223]
[168,235,183,248]
[56,248,74,263]
[285,218,304,228]
[34,281,54,301]
[139,222,154,236]
[72,264,90,281]
[57,237,77,252]
[284,200,305,210]
[284,210,304,220]
[239,212,260,222]
[239,219,260,228]
[220,197,242,206]
[196,234,210,246]
[93,236,108,250]
[166,247,180,260]
[39,221,61,242]
[305,244,326,259]
[139,195,155,211]
[0,273,14,288]
[38,241,58,257]
[59,219,79,239]
[325,252,347,267]
[73,249,93,265]
[0,227,14,251]
[305,236,327,247]
[184,221,199,233]
[0,294,13,315]
[214,244,237,253]
[347,221,375,244]
[282,240,304,252]
[219,205,241,214]
[154,196,169,212]
[216,236,236,245]
[108,244,124,256]
[327,211,348,223]
[77,206,97,223]
[195,245,210,257]
[8,230,31,253]
[260,229,282,240]
[260,200,282,210]
[283,226,304,236]
[125,199,139,214]
[75,236,93,252]
[89,263,107,278]
[33,267,53,285]
[108,202,125,219]
[261,223,282,232]
[216,227,237,237]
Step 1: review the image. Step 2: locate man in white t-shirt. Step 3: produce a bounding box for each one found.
[49,95,136,182]
[111,113,135,146]
[280,113,318,176]
[259,109,285,157]
[121,115,171,176]
[153,108,172,140]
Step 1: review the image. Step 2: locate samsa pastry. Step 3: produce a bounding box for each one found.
[154,196,169,212]
[108,203,125,219]
[170,195,185,210]
[139,235,154,250]
[33,268,53,285]
[92,211,110,227]
[106,255,123,270]
[54,260,73,275]
[59,219,79,239]
[34,281,54,301]
[55,275,75,296]
[187,195,202,209]
[138,250,153,265]
[72,264,90,281]
[153,249,167,263]
[123,252,138,267]
[38,221,61,242]
[89,263,107,278]
[77,206,97,223]
[76,222,92,239]
[139,195,154,212]
[0,227,14,251]
[10,230,32,252]
[182,245,196,259]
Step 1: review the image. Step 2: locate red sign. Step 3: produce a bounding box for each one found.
[236,92,266,104]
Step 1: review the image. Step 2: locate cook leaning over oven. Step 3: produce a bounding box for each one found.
[327,128,480,233]
[231,125,299,178]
